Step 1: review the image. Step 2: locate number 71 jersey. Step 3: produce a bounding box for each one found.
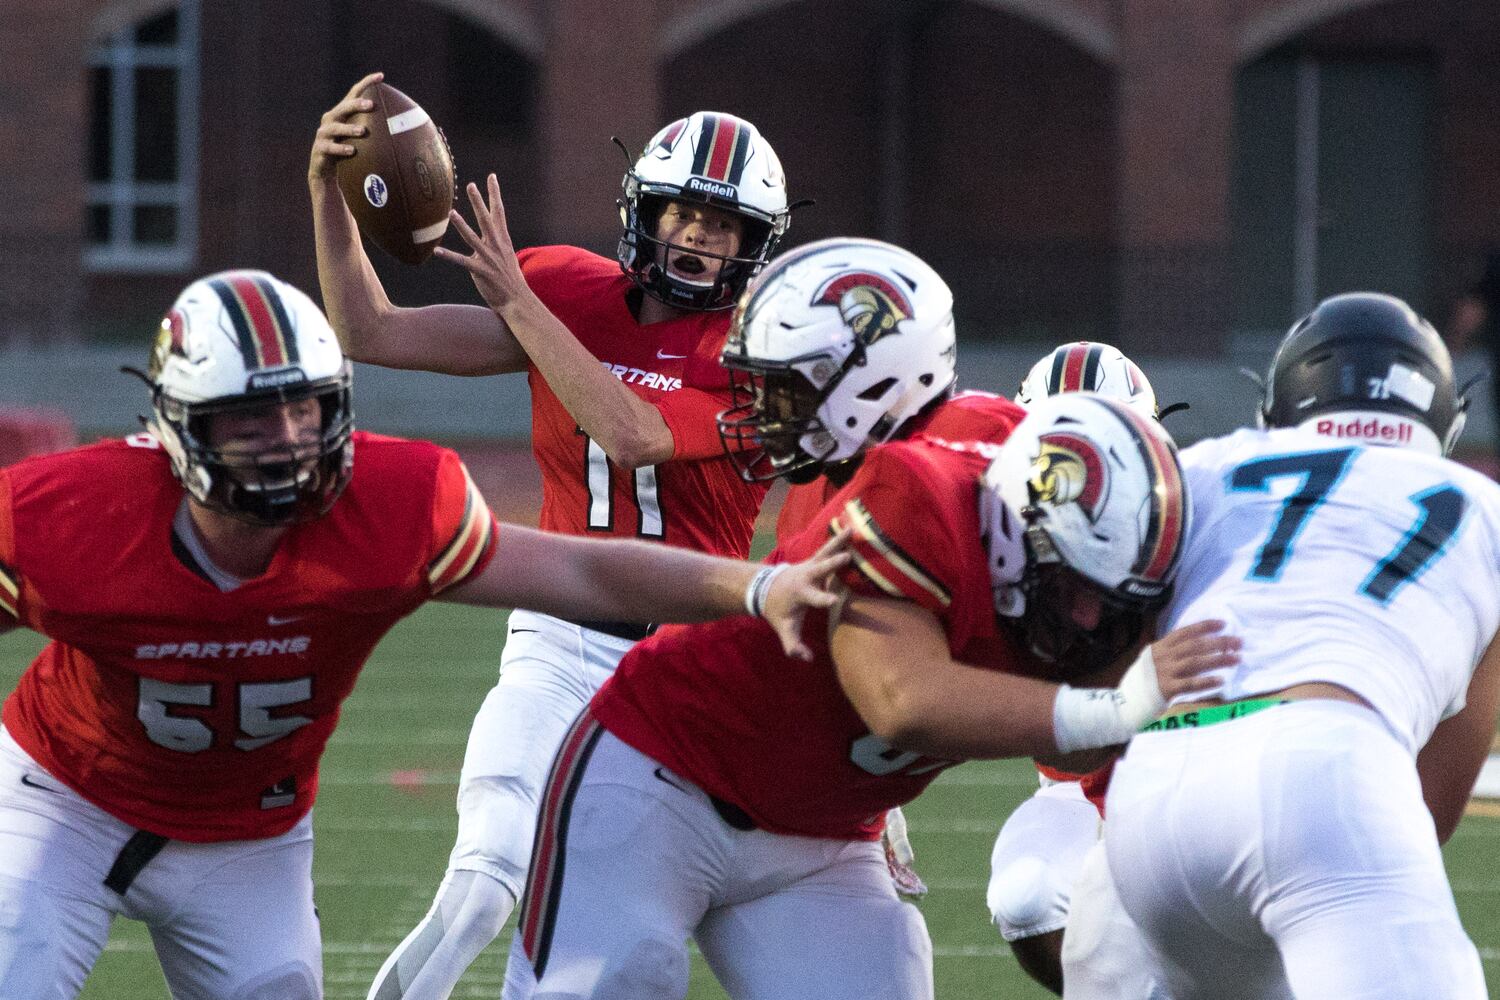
[1166,426,1500,753]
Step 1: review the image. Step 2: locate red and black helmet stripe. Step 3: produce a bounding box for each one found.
[656,118,687,153]
[208,273,300,372]
[689,113,754,187]
[1095,397,1185,584]
[1047,342,1104,395]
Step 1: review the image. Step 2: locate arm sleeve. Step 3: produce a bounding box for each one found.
[656,386,736,461]
[426,450,501,596]
[822,450,963,616]
[0,470,20,623]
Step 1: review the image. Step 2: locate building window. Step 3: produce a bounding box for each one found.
[85,1,200,272]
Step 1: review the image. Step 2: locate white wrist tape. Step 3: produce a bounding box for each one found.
[744,564,789,618]
[1051,645,1163,754]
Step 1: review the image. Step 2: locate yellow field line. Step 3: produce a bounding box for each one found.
[1466,799,1500,819]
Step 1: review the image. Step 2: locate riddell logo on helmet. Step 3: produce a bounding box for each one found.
[1314,415,1413,444]
[685,176,738,200]
[247,368,308,391]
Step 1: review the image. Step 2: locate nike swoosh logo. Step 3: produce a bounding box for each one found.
[20,773,59,794]
[509,628,538,635]
[652,767,690,795]
[656,351,687,360]
[267,614,302,626]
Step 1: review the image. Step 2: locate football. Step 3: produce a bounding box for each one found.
[336,82,454,265]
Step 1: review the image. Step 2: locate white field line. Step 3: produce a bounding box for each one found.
[305,872,1500,896]
[95,938,1500,963]
[311,815,1009,834]
[311,768,1039,789]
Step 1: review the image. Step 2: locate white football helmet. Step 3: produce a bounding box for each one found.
[717,237,958,483]
[1015,341,1160,419]
[618,111,790,311]
[981,393,1188,676]
[145,270,353,525]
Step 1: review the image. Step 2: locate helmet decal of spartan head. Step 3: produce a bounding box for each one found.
[717,237,957,484]
[1029,430,1110,525]
[813,270,912,345]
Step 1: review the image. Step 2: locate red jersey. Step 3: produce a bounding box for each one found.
[519,246,768,557]
[593,437,1051,840]
[775,389,1025,541]
[0,432,497,842]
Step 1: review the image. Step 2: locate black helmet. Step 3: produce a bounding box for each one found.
[1260,292,1467,455]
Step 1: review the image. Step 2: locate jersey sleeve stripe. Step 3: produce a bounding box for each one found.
[838,498,952,609]
[0,562,18,619]
[428,473,497,593]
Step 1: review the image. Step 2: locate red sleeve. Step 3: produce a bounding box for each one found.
[0,469,18,623]
[426,450,500,595]
[821,448,962,616]
[656,387,735,460]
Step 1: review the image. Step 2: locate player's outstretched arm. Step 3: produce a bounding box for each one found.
[438,524,851,660]
[1418,626,1500,843]
[438,174,676,468]
[308,72,527,377]
[830,598,1241,761]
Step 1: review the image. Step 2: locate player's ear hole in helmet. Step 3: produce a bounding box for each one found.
[1259,291,1469,456]
[126,270,354,526]
[981,393,1189,680]
[616,112,793,312]
[716,237,958,483]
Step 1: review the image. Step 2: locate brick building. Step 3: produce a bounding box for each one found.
[4,0,1500,354]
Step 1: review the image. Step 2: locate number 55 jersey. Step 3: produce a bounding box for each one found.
[1165,426,1500,754]
[0,432,498,842]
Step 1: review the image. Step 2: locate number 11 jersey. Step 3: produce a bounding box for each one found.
[1166,426,1500,754]
[519,246,768,558]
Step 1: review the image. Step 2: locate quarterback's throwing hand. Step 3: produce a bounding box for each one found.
[763,528,853,662]
[308,72,383,181]
[437,173,531,317]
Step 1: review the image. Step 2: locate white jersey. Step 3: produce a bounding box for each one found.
[1164,426,1500,754]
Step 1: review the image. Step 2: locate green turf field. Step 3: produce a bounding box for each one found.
[3,604,1498,998]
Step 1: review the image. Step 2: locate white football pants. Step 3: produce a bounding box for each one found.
[1105,700,1486,1000]
[1059,841,1172,999]
[986,778,1099,942]
[0,726,321,1000]
[503,721,932,1000]
[449,610,637,898]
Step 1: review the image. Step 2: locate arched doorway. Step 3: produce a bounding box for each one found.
[660,0,1119,343]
